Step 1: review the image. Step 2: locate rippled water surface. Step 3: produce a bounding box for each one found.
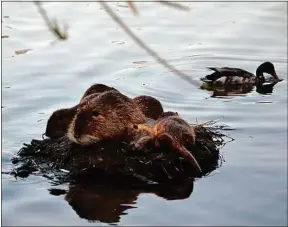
[2,2,287,226]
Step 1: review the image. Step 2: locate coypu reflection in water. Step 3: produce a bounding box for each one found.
[67,90,147,145]
[45,84,117,138]
[129,112,202,174]
[55,172,194,224]
[45,84,164,138]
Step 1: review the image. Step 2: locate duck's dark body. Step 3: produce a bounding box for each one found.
[203,67,257,85]
[201,62,280,85]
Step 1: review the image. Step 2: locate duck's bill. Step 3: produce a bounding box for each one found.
[278,78,284,82]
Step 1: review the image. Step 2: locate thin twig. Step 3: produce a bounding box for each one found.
[126,0,139,15]
[99,1,200,88]
[156,1,190,12]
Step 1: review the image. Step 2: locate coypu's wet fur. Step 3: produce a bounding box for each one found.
[44,84,117,138]
[45,84,165,139]
[67,90,146,145]
[45,84,117,138]
[80,84,118,101]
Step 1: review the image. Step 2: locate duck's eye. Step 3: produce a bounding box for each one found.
[133,124,138,129]
[92,110,99,117]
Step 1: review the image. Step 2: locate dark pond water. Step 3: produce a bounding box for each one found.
[2,2,287,226]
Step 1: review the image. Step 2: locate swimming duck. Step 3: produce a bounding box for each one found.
[201,62,280,85]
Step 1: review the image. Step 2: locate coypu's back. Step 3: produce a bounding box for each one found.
[80,84,118,101]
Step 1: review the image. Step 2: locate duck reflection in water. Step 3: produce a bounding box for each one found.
[48,170,194,224]
[200,81,281,98]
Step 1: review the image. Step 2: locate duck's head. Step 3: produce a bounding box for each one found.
[256,62,279,82]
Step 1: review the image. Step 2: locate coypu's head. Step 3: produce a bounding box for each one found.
[154,116,200,173]
[128,123,155,151]
[45,93,102,139]
[132,95,164,120]
[156,114,196,144]
[45,106,78,138]
[129,116,201,173]
[68,90,146,145]
[45,84,117,139]
[80,84,118,101]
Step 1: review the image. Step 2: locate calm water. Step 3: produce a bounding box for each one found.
[2,2,287,226]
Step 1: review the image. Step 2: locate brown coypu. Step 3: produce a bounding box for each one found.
[67,90,146,145]
[132,95,164,120]
[45,83,164,139]
[129,112,202,173]
[45,84,116,139]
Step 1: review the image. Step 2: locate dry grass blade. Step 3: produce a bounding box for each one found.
[190,120,218,127]
[157,1,190,12]
[99,1,200,88]
[34,1,68,40]
[126,1,139,16]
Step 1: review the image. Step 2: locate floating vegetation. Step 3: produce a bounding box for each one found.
[9,120,232,185]
[14,48,33,55]
[133,60,149,68]
[111,40,125,45]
